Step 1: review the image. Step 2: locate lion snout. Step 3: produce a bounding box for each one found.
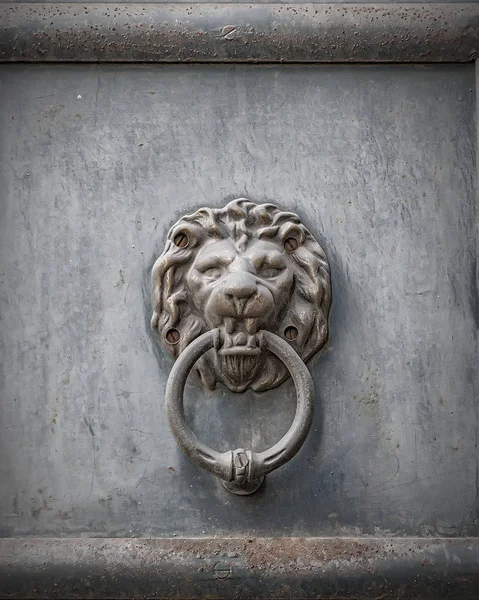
[209,280,274,321]
[222,273,257,300]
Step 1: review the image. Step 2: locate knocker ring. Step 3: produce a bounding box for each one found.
[165,329,315,494]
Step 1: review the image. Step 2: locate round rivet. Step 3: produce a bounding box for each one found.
[213,562,232,580]
[284,326,298,341]
[174,232,189,248]
[284,237,299,252]
[165,328,180,344]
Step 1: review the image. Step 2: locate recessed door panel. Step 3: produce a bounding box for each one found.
[0,64,476,542]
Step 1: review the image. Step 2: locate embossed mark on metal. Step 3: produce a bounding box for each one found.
[151,199,331,494]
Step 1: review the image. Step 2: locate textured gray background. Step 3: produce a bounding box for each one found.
[0,64,477,538]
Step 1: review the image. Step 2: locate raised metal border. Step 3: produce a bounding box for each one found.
[0,3,478,63]
[1,537,479,599]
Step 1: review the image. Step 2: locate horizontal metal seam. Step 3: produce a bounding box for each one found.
[0,3,478,63]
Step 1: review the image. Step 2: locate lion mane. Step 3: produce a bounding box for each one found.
[151,198,331,391]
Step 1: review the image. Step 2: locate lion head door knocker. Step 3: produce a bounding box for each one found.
[152,199,331,494]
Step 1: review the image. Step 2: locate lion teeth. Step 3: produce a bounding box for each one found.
[233,332,247,346]
[245,318,257,334]
[224,318,235,334]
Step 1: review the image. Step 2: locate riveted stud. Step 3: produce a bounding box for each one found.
[165,328,180,344]
[174,232,189,248]
[284,326,298,341]
[284,237,299,252]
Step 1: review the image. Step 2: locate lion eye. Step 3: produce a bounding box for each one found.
[203,267,222,280]
[259,267,283,278]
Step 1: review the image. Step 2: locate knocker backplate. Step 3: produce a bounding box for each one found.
[152,198,331,393]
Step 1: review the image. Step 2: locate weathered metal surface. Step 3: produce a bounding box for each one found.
[0,62,477,538]
[1,537,479,598]
[0,3,478,63]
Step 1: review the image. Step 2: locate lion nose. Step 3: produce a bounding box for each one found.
[224,274,257,299]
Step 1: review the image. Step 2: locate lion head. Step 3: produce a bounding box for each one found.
[151,199,331,392]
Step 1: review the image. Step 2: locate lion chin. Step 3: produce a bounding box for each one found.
[218,353,261,391]
[216,331,262,391]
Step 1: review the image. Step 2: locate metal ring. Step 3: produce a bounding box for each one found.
[165,329,315,494]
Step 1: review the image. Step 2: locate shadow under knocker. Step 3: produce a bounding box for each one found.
[151,199,331,495]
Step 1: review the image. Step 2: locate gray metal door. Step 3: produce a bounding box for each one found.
[0,2,478,598]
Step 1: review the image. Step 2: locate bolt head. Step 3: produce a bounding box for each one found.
[284,237,299,252]
[174,232,189,248]
[284,326,298,341]
[165,328,180,344]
